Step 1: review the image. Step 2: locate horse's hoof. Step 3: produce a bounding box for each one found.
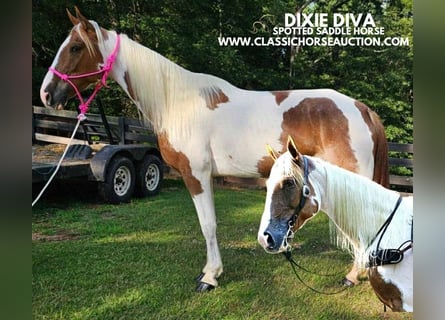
[195,281,215,292]
[342,278,355,287]
[195,272,205,283]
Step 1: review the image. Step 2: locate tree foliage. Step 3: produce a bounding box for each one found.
[32,0,412,143]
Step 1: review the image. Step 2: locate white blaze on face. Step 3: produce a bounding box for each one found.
[39,35,72,106]
[257,153,289,250]
[257,193,273,249]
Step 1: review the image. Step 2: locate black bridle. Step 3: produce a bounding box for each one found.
[282,156,348,295]
[286,156,311,239]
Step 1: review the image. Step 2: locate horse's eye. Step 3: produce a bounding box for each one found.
[70,45,82,53]
[281,179,295,189]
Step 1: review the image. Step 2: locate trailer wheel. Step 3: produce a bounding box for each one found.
[99,155,135,204]
[135,155,163,197]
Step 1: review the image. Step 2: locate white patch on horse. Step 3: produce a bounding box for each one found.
[332,95,375,178]
[39,35,71,105]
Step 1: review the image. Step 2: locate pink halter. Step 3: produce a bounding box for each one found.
[49,34,121,120]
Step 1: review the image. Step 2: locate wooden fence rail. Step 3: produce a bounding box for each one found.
[388,142,413,194]
[32,106,157,146]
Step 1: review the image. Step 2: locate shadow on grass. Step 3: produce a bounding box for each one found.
[32,178,185,208]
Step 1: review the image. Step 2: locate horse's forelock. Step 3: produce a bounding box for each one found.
[289,157,305,188]
[273,152,304,189]
[72,20,103,58]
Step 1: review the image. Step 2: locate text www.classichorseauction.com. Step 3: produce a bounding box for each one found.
[218,12,410,47]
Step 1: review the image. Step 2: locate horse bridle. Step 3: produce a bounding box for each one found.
[49,34,121,120]
[282,156,350,295]
[286,156,311,239]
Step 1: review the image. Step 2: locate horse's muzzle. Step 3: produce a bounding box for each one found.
[262,228,288,253]
[40,73,70,110]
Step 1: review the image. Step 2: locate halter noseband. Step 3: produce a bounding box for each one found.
[288,156,311,232]
[49,34,121,120]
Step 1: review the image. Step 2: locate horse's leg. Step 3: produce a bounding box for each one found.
[191,179,223,292]
[157,133,221,291]
[175,156,222,292]
[188,174,223,292]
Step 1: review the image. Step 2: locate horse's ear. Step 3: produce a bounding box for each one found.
[70,6,93,31]
[287,135,300,161]
[266,144,279,161]
[66,8,79,26]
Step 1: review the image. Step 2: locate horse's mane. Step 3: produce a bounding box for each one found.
[320,160,402,269]
[90,26,236,138]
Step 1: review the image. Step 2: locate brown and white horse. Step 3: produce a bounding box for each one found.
[39,7,389,291]
[258,137,412,311]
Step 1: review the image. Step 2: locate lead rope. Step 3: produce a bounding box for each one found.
[32,119,82,207]
[32,34,120,207]
[283,250,345,277]
[283,250,348,295]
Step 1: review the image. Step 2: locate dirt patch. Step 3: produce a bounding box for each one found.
[214,176,266,190]
[100,211,116,219]
[32,230,82,242]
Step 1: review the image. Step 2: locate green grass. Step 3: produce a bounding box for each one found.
[32,179,412,319]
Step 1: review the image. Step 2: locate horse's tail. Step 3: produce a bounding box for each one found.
[369,109,389,188]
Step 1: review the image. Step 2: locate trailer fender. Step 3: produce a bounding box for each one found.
[89,145,158,182]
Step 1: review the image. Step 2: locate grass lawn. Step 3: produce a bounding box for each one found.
[32,179,412,319]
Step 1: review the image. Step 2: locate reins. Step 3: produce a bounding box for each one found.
[367,196,402,250]
[367,196,413,267]
[283,156,347,295]
[32,35,120,207]
[283,250,348,295]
